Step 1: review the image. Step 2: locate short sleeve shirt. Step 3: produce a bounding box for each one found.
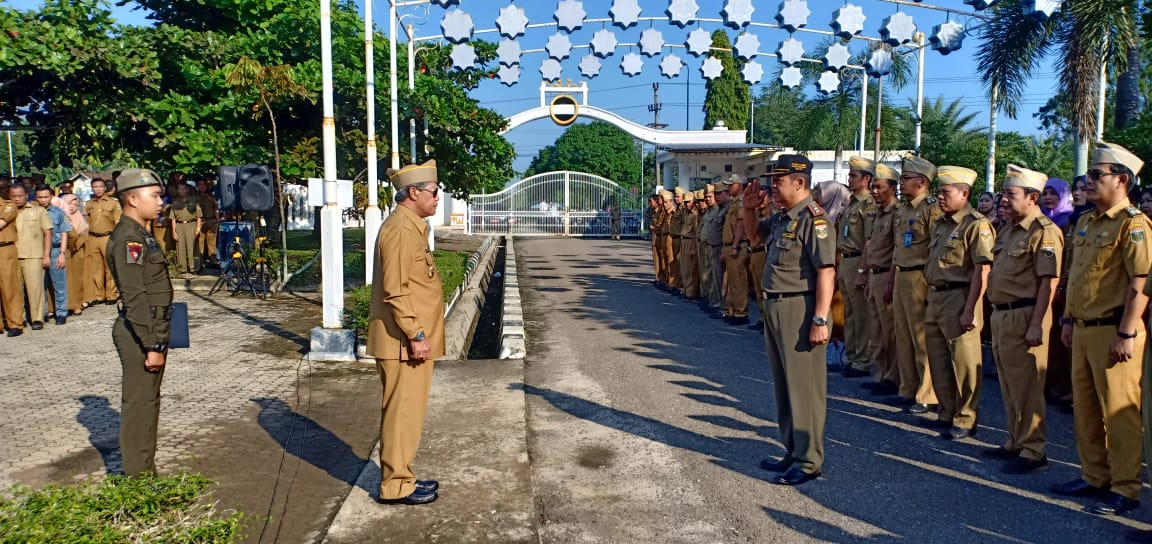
[1066,200,1152,320]
[925,206,994,286]
[987,211,1063,304]
[45,205,71,246]
[15,204,52,259]
[762,195,838,293]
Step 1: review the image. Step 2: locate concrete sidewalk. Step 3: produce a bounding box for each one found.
[322,358,536,543]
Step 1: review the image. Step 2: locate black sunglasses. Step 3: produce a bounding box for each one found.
[413,184,440,197]
[1086,169,1117,181]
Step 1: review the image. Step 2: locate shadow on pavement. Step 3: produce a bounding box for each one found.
[250,397,376,494]
[76,395,122,475]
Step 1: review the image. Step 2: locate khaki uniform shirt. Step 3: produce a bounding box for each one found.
[696,206,710,242]
[169,196,202,223]
[669,207,685,239]
[681,209,700,238]
[761,196,838,293]
[892,193,943,268]
[837,191,877,254]
[366,205,447,361]
[1066,200,1152,320]
[651,206,668,236]
[987,211,1063,304]
[704,202,728,246]
[925,205,994,286]
[0,199,17,244]
[85,195,121,235]
[867,200,899,269]
[197,191,219,224]
[15,204,51,259]
[107,216,173,348]
[723,195,744,246]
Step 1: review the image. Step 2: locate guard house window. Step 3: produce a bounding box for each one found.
[724,164,733,172]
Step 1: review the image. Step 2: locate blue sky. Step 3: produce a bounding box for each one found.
[13,0,1059,172]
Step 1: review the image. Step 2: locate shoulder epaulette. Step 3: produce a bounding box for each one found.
[1126,206,1142,217]
[1035,215,1054,227]
[925,196,937,204]
[808,202,825,217]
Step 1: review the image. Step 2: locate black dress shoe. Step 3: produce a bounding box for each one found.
[905,403,936,414]
[920,418,952,430]
[942,426,975,440]
[1089,491,1140,516]
[30,321,43,331]
[1050,478,1110,497]
[1001,456,1049,474]
[415,480,439,493]
[6,329,21,337]
[773,466,820,486]
[726,315,750,326]
[842,367,870,378]
[980,446,1020,460]
[759,457,792,472]
[1126,528,1152,543]
[870,381,899,396]
[884,396,915,407]
[376,488,438,505]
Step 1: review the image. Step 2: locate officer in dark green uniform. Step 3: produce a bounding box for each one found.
[107,168,172,477]
[745,155,837,486]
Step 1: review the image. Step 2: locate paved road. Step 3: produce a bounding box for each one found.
[518,237,1150,544]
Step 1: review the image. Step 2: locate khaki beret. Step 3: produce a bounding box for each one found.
[902,155,937,180]
[115,168,163,193]
[874,163,899,180]
[694,189,705,199]
[705,183,715,193]
[682,191,695,202]
[1003,164,1048,192]
[936,165,978,187]
[385,159,438,190]
[1092,141,1144,174]
[848,155,875,174]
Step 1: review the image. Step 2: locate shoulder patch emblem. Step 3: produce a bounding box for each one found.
[979,225,993,241]
[1130,224,1145,243]
[1126,206,1142,217]
[808,202,825,217]
[815,222,829,239]
[126,242,144,265]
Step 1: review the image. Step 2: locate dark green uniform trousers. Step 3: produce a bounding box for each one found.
[762,293,827,474]
[114,317,164,477]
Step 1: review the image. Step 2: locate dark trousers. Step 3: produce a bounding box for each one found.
[114,318,164,477]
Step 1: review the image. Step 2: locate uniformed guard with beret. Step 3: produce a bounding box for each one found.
[985,164,1063,473]
[746,154,837,486]
[860,163,901,395]
[887,155,942,413]
[107,168,172,477]
[839,156,878,377]
[922,166,994,439]
[722,175,751,324]
[366,159,446,505]
[1052,142,1151,517]
[679,191,701,299]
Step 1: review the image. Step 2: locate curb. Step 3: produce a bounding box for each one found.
[499,238,526,359]
[440,237,500,361]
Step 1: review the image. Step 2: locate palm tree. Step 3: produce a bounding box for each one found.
[902,96,986,170]
[975,0,1138,171]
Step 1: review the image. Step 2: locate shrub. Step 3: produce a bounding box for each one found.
[344,250,470,335]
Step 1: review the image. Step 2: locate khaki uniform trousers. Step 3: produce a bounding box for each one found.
[762,293,827,473]
[698,240,712,302]
[66,246,86,313]
[1072,325,1144,499]
[868,271,899,384]
[893,270,937,404]
[837,256,871,371]
[652,237,664,283]
[708,244,725,308]
[114,318,164,477]
[173,222,198,273]
[679,238,700,298]
[749,249,767,299]
[990,306,1049,460]
[664,235,679,288]
[18,258,45,325]
[153,225,168,253]
[925,289,983,429]
[86,235,117,302]
[376,358,435,500]
[0,245,22,330]
[724,247,750,318]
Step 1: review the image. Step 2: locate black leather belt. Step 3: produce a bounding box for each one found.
[992,298,1036,311]
[176,219,196,224]
[1074,313,1123,327]
[0,241,13,247]
[895,264,924,272]
[91,232,111,237]
[762,290,814,301]
[841,251,862,259]
[869,267,890,274]
[51,243,61,249]
[748,246,766,254]
[930,281,969,292]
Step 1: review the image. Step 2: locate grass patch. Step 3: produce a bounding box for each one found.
[0,473,243,543]
[345,250,470,335]
[284,229,366,252]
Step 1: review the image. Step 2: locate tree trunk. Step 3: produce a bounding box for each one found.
[263,96,289,288]
[1115,45,1141,130]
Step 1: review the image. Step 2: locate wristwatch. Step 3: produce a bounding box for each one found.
[148,343,167,353]
[412,331,426,342]
[812,316,828,327]
[1117,331,1138,339]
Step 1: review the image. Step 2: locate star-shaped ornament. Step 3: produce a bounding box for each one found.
[591,29,618,58]
[685,27,713,57]
[880,12,917,46]
[777,37,804,65]
[498,39,522,67]
[817,71,841,93]
[620,52,645,76]
[430,0,459,7]
[734,32,761,60]
[640,28,665,57]
[555,0,586,33]
[450,44,476,70]
[701,56,723,80]
[930,20,965,54]
[964,0,1000,10]
[611,0,642,29]
[865,48,892,77]
[579,54,602,78]
[497,4,529,39]
[498,65,520,86]
[666,0,700,28]
[742,61,764,84]
[831,4,866,39]
[722,0,755,29]
[780,66,803,88]
[440,9,473,44]
[1025,0,1060,19]
[540,59,563,81]
[776,0,810,33]
[823,42,851,71]
[660,54,684,78]
[546,33,573,61]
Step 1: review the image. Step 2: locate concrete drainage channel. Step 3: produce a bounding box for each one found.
[498,239,525,359]
[463,237,525,360]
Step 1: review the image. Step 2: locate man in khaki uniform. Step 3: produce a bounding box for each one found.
[648,196,663,284]
[366,159,446,505]
[168,183,202,275]
[723,175,750,325]
[196,177,220,265]
[887,156,942,413]
[839,157,878,377]
[696,189,713,307]
[984,164,1063,473]
[11,184,52,331]
[860,164,901,396]
[922,166,993,439]
[669,188,686,291]
[0,194,20,336]
[660,191,678,289]
[85,178,122,304]
[703,186,729,313]
[745,155,837,486]
[679,191,701,299]
[652,191,672,288]
[1052,142,1150,517]
[746,175,777,331]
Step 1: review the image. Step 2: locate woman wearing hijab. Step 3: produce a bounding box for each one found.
[1040,178,1074,228]
[60,194,88,316]
[814,180,851,225]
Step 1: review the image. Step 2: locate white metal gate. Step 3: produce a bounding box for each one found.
[466,171,644,236]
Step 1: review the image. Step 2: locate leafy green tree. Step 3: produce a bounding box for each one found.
[522,121,643,191]
[702,30,749,131]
